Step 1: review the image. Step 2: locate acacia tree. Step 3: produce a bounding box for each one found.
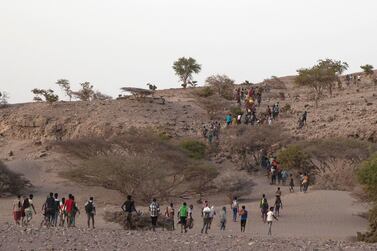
[72,82,95,101]
[56,79,72,101]
[296,59,347,107]
[360,64,374,77]
[173,57,201,88]
[317,59,348,96]
[0,91,9,107]
[31,88,59,103]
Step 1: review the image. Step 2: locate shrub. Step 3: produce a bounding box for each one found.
[194,86,214,97]
[31,88,59,103]
[205,74,234,100]
[0,91,9,107]
[72,82,95,101]
[358,154,377,201]
[57,129,218,203]
[0,161,30,196]
[180,139,207,159]
[277,145,312,173]
[104,211,173,230]
[230,106,243,116]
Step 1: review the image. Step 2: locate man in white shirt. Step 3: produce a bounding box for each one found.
[267,207,278,235]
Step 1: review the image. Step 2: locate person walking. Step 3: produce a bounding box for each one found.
[208,205,216,229]
[45,193,56,225]
[201,205,211,234]
[71,195,80,227]
[121,195,136,229]
[239,205,248,232]
[274,196,283,217]
[178,202,189,233]
[149,198,160,231]
[276,187,282,198]
[187,204,194,230]
[260,194,269,223]
[59,197,66,227]
[64,194,75,227]
[267,207,279,235]
[289,174,295,193]
[84,197,96,229]
[219,207,226,231]
[24,194,36,225]
[303,173,309,193]
[53,193,60,227]
[231,197,239,222]
[165,202,175,230]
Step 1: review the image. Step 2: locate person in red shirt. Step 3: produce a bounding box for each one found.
[64,194,74,227]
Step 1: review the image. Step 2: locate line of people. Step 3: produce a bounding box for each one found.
[121,195,280,235]
[12,193,96,229]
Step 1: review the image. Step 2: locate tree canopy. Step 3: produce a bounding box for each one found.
[360,64,374,76]
[295,59,348,107]
[172,57,201,88]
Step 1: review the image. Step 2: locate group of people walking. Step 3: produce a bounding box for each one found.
[12,193,96,229]
[120,194,283,235]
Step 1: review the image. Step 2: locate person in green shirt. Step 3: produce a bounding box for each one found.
[178,202,188,233]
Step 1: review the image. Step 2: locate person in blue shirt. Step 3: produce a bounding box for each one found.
[225,114,232,126]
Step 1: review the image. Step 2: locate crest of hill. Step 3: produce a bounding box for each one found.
[0,72,376,143]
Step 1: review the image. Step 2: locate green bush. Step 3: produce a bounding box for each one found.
[358,154,377,201]
[195,87,214,97]
[180,139,207,159]
[277,145,312,173]
[230,106,243,116]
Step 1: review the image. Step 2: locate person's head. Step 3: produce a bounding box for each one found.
[49,192,53,197]
[234,196,237,200]
[242,205,245,210]
[270,207,274,211]
[89,197,93,201]
[72,195,75,201]
[29,194,33,200]
[61,197,65,204]
[277,187,280,191]
[190,204,193,209]
[290,174,293,177]
[54,193,58,199]
[262,194,265,198]
[222,206,226,211]
[152,198,156,202]
[170,202,173,207]
[183,202,187,206]
[68,193,73,199]
[17,195,21,199]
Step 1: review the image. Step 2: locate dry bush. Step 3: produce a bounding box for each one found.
[280,138,377,191]
[262,76,287,91]
[205,74,234,100]
[193,86,214,98]
[0,161,30,196]
[222,125,291,170]
[104,211,173,230]
[56,129,218,203]
[214,173,253,202]
[194,94,233,120]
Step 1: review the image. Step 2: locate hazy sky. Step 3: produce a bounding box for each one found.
[1,0,376,103]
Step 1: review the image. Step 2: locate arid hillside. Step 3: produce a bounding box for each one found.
[0,74,376,143]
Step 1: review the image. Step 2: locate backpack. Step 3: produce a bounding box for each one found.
[46,197,55,210]
[260,198,268,209]
[85,201,94,213]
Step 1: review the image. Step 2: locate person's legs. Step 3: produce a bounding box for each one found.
[87,213,91,228]
[268,221,272,235]
[151,216,157,231]
[232,208,237,222]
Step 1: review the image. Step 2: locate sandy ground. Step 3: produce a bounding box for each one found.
[0,142,371,250]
